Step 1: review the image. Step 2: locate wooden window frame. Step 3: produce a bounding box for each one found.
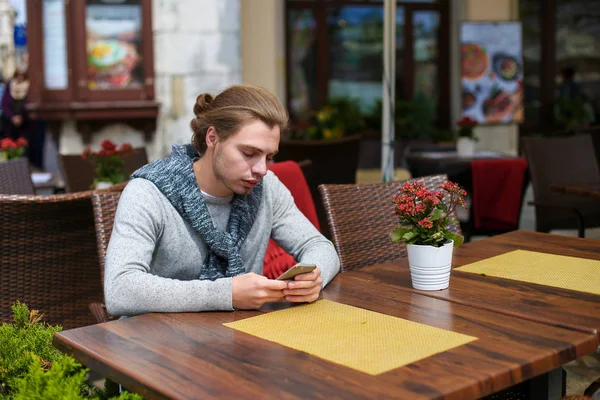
[26,0,158,143]
[285,0,450,128]
[71,0,155,102]
[27,0,76,109]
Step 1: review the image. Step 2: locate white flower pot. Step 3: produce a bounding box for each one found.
[406,240,454,291]
[456,137,476,158]
[95,181,113,190]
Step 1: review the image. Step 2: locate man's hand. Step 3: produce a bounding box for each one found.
[283,267,322,303]
[11,115,22,126]
[232,272,289,309]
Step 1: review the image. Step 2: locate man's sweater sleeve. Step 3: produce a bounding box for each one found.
[268,175,340,286]
[104,179,233,316]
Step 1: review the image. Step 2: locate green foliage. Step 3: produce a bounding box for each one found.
[291,97,366,140]
[11,355,89,400]
[10,302,30,327]
[553,97,595,133]
[0,302,65,396]
[290,93,439,141]
[0,302,141,400]
[364,94,437,139]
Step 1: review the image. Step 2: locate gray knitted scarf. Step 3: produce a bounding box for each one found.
[131,144,263,280]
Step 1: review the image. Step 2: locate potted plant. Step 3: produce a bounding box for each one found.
[456,116,478,157]
[82,139,134,189]
[0,137,28,162]
[288,97,366,141]
[390,181,466,291]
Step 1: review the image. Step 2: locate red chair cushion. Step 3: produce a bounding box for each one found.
[262,161,320,279]
[471,158,528,230]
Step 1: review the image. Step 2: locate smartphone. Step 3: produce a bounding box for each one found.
[276,263,317,280]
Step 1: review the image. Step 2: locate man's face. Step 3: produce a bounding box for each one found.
[211,119,280,196]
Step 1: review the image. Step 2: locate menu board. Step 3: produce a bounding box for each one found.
[460,22,524,124]
[86,0,143,89]
[43,0,68,90]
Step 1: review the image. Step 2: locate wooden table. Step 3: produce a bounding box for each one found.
[352,231,600,340]
[54,262,597,399]
[550,182,600,200]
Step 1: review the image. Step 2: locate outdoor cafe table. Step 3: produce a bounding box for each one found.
[350,230,600,341]
[53,264,597,399]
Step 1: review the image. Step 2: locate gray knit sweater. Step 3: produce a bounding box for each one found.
[104,171,340,316]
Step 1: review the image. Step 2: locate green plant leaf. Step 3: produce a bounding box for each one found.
[445,232,464,247]
[390,227,409,243]
[402,231,417,242]
[430,208,444,221]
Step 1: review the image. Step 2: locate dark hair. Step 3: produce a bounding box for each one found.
[190,85,289,154]
[13,69,28,80]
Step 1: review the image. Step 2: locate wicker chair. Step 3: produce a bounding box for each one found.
[89,191,122,324]
[60,147,148,192]
[318,174,462,272]
[521,134,600,237]
[0,157,35,195]
[0,190,103,329]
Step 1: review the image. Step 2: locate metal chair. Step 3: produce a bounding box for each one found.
[0,157,34,194]
[318,174,462,273]
[521,134,600,237]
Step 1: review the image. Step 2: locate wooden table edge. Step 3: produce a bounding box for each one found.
[53,331,171,400]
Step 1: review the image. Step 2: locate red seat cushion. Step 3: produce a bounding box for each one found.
[471,158,528,230]
[262,161,320,279]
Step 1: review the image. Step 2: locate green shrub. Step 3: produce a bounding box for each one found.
[0,302,141,400]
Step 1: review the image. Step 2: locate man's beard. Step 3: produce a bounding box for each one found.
[212,146,254,195]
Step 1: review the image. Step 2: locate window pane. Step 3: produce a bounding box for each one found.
[327,6,404,112]
[520,0,541,126]
[43,0,68,90]
[413,11,439,108]
[86,0,143,90]
[555,0,600,125]
[288,9,317,119]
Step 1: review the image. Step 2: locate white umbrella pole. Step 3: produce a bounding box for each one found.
[381,0,396,182]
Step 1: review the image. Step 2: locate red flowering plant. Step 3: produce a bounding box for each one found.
[390,181,467,247]
[456,116,478,141]
[82,139,134,187]
[0,137,28,161]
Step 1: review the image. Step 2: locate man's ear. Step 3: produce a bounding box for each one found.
[205,126,219,149]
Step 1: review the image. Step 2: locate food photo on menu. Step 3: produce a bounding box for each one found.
[85,1,144,89]
[460,22,524,124]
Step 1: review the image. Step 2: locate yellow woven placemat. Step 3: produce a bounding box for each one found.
[455,250,600,295]
[224,300,477,375]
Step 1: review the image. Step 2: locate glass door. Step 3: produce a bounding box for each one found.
[411,10,440,109]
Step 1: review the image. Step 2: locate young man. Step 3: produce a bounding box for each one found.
[104,85,340,316]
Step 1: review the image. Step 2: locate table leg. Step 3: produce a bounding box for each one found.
[528,368,565,400]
